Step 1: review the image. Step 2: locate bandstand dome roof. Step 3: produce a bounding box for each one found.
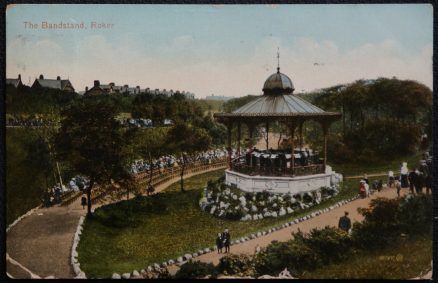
[262,68,295,95]
[214,67,341,121]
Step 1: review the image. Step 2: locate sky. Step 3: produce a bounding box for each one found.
[6,4,433,98]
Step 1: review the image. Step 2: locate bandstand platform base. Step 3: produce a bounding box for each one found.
[225,166,342,194]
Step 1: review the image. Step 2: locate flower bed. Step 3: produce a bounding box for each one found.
[199,178,339,221]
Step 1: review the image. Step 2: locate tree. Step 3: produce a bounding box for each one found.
[165,122,211,192]
[125,127,167,195]
[55,97,134,215]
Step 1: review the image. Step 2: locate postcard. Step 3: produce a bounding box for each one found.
[5,3,433,280]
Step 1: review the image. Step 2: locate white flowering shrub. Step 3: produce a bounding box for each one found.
[199,179,339,221]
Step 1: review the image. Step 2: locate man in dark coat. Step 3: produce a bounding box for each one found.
[414,169,423,194]
[420,161,431,194]
[408,169,416,195]
[338,211,352,233]
[222,229,231,253]
[81,194,87,209]
[216,233,223,254]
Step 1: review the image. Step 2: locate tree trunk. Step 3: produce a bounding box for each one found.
[180,156,186,192]
[147,152,154,195]
[87,180,94,216]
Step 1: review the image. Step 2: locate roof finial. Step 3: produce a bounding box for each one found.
[277,47,280,73]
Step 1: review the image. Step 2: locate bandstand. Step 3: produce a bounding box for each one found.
[214,63,342,194]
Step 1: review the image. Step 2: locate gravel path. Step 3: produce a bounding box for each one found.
[192,187,407,266]
[6,166,225,279]
[8,170,424,279]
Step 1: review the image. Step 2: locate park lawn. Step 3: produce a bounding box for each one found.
[78,169,360,278]
[300,235,432,279]
[6,128,48,225]
[331,151,423,177]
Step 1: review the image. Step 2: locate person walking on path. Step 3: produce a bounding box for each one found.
[338,211,352,233]
[364,180,370,197]
[408,169,416,195]
[222,229,231,253]
[363,174,369,185]
[414,169,423,194]
[216,233,223,254]
[388,171,395,188]
[400,162,409,188]
[81,194,87,209]
[395,179,402,198]
[359,180,366,198]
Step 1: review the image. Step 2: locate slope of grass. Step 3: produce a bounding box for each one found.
[300,236,432,279]
[6,128,48,225]
[78,169,358,278]
[331,151,423,177]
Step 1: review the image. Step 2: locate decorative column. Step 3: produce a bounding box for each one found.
[289,122,297,175]
[299,120,304,150]
[321,122,329,171]
[265,122,269,150]
[237,122,241,163]
[247,123,255,167]
[227,122,232,169]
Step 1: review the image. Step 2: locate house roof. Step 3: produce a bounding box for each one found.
[35,79,72,90]
[6,79,21,87]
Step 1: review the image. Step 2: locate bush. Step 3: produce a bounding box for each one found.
[216,254,254,275]
[352,197,401,249]
[397,194,432,236]
[299,226,353,264]
[175,260,217,279]
[254,237,319,276]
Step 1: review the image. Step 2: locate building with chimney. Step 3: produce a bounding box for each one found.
[84,81,141,95]
[6,74,23,88]
[84,80,106,96]
[31,74,75,92]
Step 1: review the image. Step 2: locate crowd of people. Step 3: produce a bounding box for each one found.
[41,184,65,207]
[358,150,432,198]
[6,119,47,127]
[129,148,231,174]
[234,147,321,175]
[41,176,90,207]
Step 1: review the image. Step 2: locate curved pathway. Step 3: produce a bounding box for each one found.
[7,170,428,279]
[6,166,225,279]
[192,187,407,266]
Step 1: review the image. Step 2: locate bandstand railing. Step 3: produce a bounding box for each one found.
[231,160,325,177]
[60,157,228,206]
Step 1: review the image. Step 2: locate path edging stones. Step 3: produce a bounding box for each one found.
[6,205,42,233]
[94,193,361,278]
[71,216,87,279]
[165,194,361,272]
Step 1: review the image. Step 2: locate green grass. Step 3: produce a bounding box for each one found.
[331,151,423,177]
[6,128,48,225]
[300,236,432,279]
[78,169,359,278]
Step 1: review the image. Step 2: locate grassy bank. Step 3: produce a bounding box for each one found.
[331,151,423,177]
[300,236,432,279]
[78,169,360,278]
[6,128,49,225]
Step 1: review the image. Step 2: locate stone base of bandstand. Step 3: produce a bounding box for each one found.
[225,166,342,195]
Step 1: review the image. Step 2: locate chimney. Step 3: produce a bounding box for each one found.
[85,86,89,92]
[57,76,61,80]
[39,74,44,80]
[94,80,100,87]
[18,74,21,80]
